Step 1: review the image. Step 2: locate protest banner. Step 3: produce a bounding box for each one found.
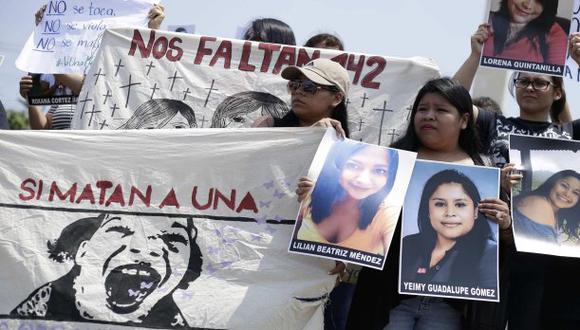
[0,128,336,329]
[399,160,500,302]
[69,27,440,144]
[15,0,157,74]
[565,0,580,82]
[289,133,417,269]
[509,134,580,258]
[480,0,575,76]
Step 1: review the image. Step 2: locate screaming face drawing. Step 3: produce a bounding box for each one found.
[11,213,202,328]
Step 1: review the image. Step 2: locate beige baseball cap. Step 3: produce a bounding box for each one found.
[281,58,350,95]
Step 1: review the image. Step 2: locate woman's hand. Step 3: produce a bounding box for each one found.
[328,261,346,276]
[500,163,522,193]
[479,198,512,230]
[147,4,165,29]
[19,75,34,100]
[311,118,346,138]
[35,5,47,26]
[471,23,492,56]
[296,176,314,202]
[570,32,580,67]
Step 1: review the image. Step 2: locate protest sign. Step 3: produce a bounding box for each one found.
[289,133,417,269]
[15,0,157,74]
[27,73,78,105]
[565,0,580,82]
[480,0,575,76]
[399,160,500,302]
[509,134,580,258]
[70,27,440,144]
[0,128,335,329]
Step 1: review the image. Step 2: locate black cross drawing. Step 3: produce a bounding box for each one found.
[150,83,160,100]
[182,87,191,101]
[102,90,112,105]
[199,115,208,128]
[387,129,400,144]
[360,93,369,108]
[78,92,92,119]
[168,70,183,92]
[345,98,351,108]
[406,105,413,120]
[145,61,156,76]
[358,118,365,131]
[84,105,101,127]
[204,79,218,107]
[110,103,119,118]
[119,75,141,108]
[93,68,105,86]
[114,59,125,77]
[373,100,394,145]
[98,119,109,130]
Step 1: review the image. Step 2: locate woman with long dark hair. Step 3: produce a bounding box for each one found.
[346,78,509,329]
[514,170,580,243]
[297,140,399,254]
[483,0,568,65]
[402,170,497,288]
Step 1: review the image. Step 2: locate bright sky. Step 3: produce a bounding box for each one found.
[1,0,579,118]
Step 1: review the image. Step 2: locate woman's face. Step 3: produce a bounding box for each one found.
[515,72,561,116]
[290,74,342,125]
[413,93,468,151]
[507,0,544,25]
[548,176,580,210]
[142,112,190,129]
[339,146,390,200]
[429,183,478,241]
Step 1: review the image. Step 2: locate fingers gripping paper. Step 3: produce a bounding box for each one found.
[0,128,335,329]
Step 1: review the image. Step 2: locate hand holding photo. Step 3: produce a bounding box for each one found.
[289,136,417,269]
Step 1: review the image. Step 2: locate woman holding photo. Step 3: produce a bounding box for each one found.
[346,78,509,329]
[483,0,568,65]
[296,140,399,255]
[454,26,580,330]
[514,170,580,243]
[401,169,497,288]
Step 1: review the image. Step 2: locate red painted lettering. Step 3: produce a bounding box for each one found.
[159,188,180,209]
[129,185,152,207]
[272,46,296,74]
[49,182,77,203]
[194,36,217,65]
[191,187,213,210]
[238,41,256,71]
[361,56,386,89]
[236,192,259,213]
[19,178,36,201]
[258,43,281,72]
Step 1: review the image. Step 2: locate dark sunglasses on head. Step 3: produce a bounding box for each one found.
[287,80,339,95]
[514,78,554,91]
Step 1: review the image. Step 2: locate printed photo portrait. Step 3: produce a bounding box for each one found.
[480,0,575,75]
[399,160,500,301]
[509,134,580,258]
[8,212,202,329]
[289,138,417,269]
[27,73,78,105]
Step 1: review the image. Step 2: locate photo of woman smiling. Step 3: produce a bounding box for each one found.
[400,165,499,299]
[293,139,407,261]
[514,170,580,244]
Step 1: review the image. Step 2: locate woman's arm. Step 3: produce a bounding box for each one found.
[453,23,491,92]
[570,32,580,67]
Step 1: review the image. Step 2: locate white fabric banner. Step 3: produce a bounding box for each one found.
[15,0,157,74]
[70,27,440,145]
[0,128,336,329]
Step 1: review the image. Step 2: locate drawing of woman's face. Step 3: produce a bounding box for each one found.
[339,146,390,200]
[142,112,189,129]
[74,215,192,321]
[429,182,478,241]
[548,176,580,210]
[507,0,543,25]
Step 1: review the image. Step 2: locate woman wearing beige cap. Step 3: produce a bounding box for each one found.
[252,58,351,138]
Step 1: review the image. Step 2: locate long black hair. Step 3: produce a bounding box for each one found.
[516,170,580,240]
[392,78,482,164]
[491,0,559,61]
[416,170,495,276]
[119,99,196,129]
[310,140,399,233]
[243,18,296,45]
